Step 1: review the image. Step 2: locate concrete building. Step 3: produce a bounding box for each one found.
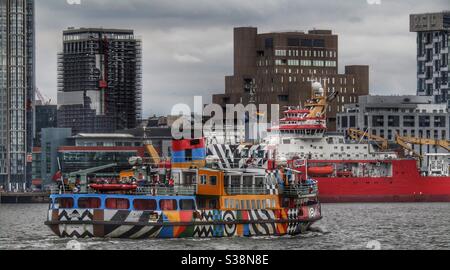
[0,0,35,191]
[34,103,57,146]
[30,128,72,188]
[410,11,450,104]
[213,27,369,131]
[337,95,449,142]
[57,28,142,135]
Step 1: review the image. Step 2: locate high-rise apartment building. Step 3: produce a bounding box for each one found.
[410,11,450,104]
[213,27,369,131]
[57,28,142,135]
[0,0,35,191]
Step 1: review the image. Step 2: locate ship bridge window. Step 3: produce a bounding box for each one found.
[255,177,265,187]
[55,198,74,209]
[243,176,253,187]
[209,176,217,186]
[180,199,196,210]
[78,197,101,209]
[106,198,130,210]
[133,199,157,211]
[160,199,177,211]
[200,175,207,185]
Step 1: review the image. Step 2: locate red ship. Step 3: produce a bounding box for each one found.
[207,82,450,202]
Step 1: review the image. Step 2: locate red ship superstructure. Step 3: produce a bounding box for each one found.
[207,82,450,202]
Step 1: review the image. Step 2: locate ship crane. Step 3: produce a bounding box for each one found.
[395,134,450,159]
[347,128,389,151]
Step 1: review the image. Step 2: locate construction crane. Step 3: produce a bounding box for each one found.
[35,88,52,105]
[395,134,450,159]
[347,128,389,151]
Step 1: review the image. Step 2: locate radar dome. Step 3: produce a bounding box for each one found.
[312,82,322,91]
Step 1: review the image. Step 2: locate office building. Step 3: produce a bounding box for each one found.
[410,11,450,103]
[34,103,57,146]
[0,0,35,191]
[213,27,369,131]
[337,95,449,141]
[57,27,142,134]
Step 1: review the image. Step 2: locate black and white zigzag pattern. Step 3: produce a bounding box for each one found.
[193,225,215,238]
[287,209,300,235]
[58,209,93,221]
[59,225,94,238]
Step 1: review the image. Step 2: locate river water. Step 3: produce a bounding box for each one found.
[0,203,449,250]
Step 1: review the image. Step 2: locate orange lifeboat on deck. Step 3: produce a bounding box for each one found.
[308,166,334,176]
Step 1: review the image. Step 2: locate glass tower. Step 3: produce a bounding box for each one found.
[0,0,35,191]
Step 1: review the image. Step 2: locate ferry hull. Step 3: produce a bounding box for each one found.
[45,207,322,239]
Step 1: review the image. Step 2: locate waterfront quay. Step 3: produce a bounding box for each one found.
[0,192,50,204]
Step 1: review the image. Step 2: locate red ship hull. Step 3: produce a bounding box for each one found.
[311,160,450,203]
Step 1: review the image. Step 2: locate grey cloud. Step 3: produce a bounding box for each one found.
[35,0,449,116]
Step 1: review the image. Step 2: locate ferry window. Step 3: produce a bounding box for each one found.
[251,200,256,209]
[78,197,101,209]
[241,200,245,209]
[56,198,74,209]
[133,199,157,211]
[106,198,130,210]
[160,199,177,211]
[262,200,266,209]
[208,199,218,209]
[255,177,264,187]
[209,176,217,185]
[266,199,272,209]
[246,200,251,209]
[257,200,261,209]
[272,200,277,208]
[243,176,253,187]
[180,199,195,210]
[200,175,207,185]
[224,199,229,209]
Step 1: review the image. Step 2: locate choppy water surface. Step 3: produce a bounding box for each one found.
[0,203,449,250]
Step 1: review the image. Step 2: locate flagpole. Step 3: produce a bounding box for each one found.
[57,157,65,194]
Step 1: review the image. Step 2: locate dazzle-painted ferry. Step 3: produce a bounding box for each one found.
[45,139,322,239]
[206,82,450,202]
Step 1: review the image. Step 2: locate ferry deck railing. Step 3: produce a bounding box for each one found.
[225,187,269,195]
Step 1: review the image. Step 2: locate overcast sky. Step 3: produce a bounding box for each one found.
[35,0,448,117]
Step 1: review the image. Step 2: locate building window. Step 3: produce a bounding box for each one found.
[278,95,289,102]
[388,116,400,127]
[265,38,273,49]
[372,116,384,127]
[419,116,431,127]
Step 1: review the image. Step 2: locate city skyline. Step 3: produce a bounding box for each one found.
[34,0,449,117]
